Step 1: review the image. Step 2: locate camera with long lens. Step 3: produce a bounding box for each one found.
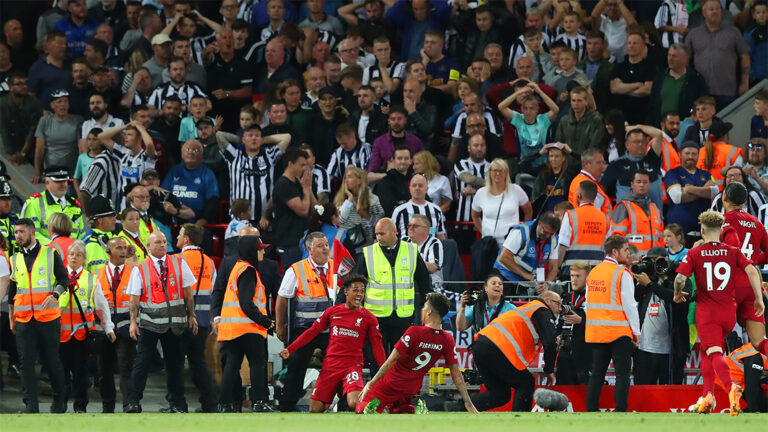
[631,256,677,277]
[465,287,486,306]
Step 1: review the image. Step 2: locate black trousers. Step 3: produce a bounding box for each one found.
[279,330,328,410]
[60,337,90,410]
[16,318,67,412]
[634,349,669,385]
[470,336,535,412]
[128,328,186,409]
[220,333,267,406]
[742,354,768,413]
[180,327,218,411]
[98,332,136,411]
[555,351,591,385]
[586,336,633,412]
[378,315,411,354]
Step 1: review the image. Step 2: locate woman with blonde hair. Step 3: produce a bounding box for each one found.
[334,167,385,249]
[470,158,532,246]
[48,212,76,267]
[413,150,452,213]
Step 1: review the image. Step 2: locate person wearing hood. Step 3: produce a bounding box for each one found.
[217,235,275,413]
[633,246,691,385]
[609,169,665,255]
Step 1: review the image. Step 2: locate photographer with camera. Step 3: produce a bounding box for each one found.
[555,261,591,385]
[456,272,516,332]
[632,246,691,385]
[493,212,561,288]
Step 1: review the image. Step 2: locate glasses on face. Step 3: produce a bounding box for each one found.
[748,142,764,150]
[408,224,428,229]
[184,148,202,153]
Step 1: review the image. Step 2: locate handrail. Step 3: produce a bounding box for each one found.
[719,79,768,146]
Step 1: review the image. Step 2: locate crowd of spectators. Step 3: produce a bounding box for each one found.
[0,0,768,391]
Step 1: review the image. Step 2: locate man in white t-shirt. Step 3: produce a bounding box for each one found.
[591,0,637,60]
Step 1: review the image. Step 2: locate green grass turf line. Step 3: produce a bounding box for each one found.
[1,413,766,432]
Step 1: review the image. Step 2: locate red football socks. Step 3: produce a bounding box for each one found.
[709,351,733,390]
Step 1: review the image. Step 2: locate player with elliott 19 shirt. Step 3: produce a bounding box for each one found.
[719,182,768,359]
[356,292,478,414]
[279,275,386,413]
[674,211,765,416]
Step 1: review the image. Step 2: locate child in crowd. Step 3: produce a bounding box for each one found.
[74,128,103,191]
[224,198,253,256]
[752,89,768,139]
[370,76,390,114]
[548,48,588,107]
[521,28,553,82]
[542,41,567,84]
[238,105,260,138]
[178,94,219,142]
[555,11,587,61]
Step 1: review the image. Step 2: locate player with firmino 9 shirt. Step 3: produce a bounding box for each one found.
[674,210,765,416]
[356,292,478,414]
[279,274,385,413]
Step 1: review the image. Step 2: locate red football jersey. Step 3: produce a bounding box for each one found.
[286,304,386,367]
[379,326,458,395]
[677,241,750,312]
[721,209,768,265]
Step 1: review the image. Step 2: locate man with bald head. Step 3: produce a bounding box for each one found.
[353,218,432,354]
[162,139,219,226]
[252,37,300,96]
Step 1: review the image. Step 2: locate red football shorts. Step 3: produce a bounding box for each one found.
[736,285,765,325]
[696,306,737,351]
[311,366,364,404]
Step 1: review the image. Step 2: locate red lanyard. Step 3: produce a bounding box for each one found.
[571,291,585,309]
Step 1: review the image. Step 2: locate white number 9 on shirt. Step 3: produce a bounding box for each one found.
[412,352,432,370]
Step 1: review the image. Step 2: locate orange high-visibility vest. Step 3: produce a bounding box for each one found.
[137,255,187,334]
[47,235,75,267]
[10,246,60,323]
[97,264,132,333]
[696,141,742,190]
[179,247,215,325]
[647,136,680,176]
[569,172,612,213]
[291,258,335,329]
[561,204,611,271]
[609,200,664,254]
[218,260,268,342]
[477,300,546,370]
[59,271,96,342]
[722,344,768,389]
[585,260,633,343]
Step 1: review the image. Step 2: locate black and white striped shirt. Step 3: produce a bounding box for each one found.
[148,81,207,110]
[362,60,405,85]
[451,110,501,139]
[404,234,444,288]
[81,148,122,208]
[453,158,490,222]
[392,200,446,239]
[655,0,687,48]
[508,31,552,68]
[312,165,331,197]
[190,31,217,65]
[554,32,587,61]
[220,142,282,218]
[326,143,372,180]
[112,144,157,194]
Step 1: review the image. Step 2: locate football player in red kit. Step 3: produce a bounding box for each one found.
[719,182,768,357]
[675,211,765,416]
[356,292,478,414]
[279,274,386,413]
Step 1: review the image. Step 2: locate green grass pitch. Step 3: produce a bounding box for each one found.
[2,412,766,432]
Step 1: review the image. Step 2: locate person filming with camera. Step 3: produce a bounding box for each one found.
[555,261,591,385]
[456,272,515,332]
[632,246,691,385]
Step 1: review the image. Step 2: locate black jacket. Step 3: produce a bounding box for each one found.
[683,116,726,146]
[210,255,281,324]
[349,108,388,145]
[647,67,709,126]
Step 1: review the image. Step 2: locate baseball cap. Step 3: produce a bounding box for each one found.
[709,122,733,139]
[196,117,214,128]
[50,89,69,100]
[646,246,669,258]
[151,34,172,46]
[44,166,70,182]
[318,87,336,99]
[679,140,700,152]
[256,237,271,250]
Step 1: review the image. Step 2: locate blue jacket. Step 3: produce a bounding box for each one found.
[745,25,767,81]
[387,0,450,60]
[494,221,556,282]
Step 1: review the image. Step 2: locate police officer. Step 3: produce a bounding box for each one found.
[95,237,137,413]
[466,291,560,412]
[8,218,69,413]
[276,232,336,412]
[0,179,19,255]
[81,196,117,273]
[125,232,198,413]
[354,218,432,353]
[176,223,218,413]
[557,181,611,277]
[585,235,640,412]
[218,236,275,413]
[21,167,84,242]
[494,212,560,285]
